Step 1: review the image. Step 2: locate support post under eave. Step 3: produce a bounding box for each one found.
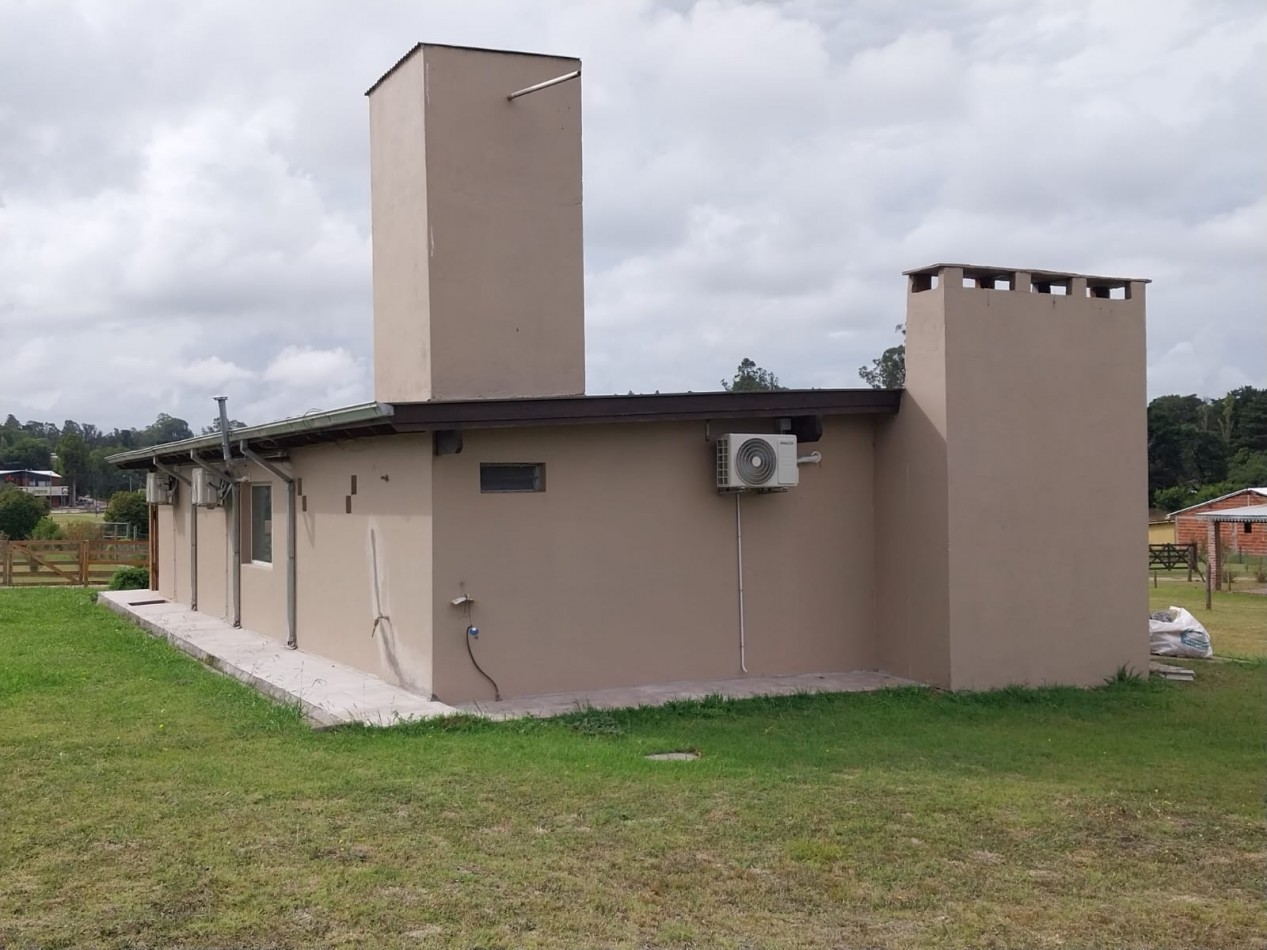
[1205,521,1215,610]
[154,461,195,611]
[148,504,159,590]
[190,452,237,625]
[238,443,297,651]
[1213,521,1223,593]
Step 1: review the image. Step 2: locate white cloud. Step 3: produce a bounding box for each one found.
[0,0,1263,432]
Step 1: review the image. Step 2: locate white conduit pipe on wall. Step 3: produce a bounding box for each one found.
[735,492,748,674]
[734,452,822,673]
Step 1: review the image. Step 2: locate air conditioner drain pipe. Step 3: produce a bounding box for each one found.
[239,443,298,650]
[734,451,823,673]
[735,492,747,674]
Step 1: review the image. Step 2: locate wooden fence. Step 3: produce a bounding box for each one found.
[0,539,149,587]
[1148,542,1202,581]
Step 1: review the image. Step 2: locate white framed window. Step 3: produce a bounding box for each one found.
[249,483,272,563]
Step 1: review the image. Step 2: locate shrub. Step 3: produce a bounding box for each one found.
[62,521,103,541]
[103,490,148,539]
[30,516,64,540]
[0,486,50,540]
[107,566,150,591]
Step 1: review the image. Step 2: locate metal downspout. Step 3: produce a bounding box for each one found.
[153,461,195,611]
[215,397,241,628]
[238,443,297,651]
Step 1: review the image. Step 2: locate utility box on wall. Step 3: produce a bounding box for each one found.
[191,468,222,508]
[145,472,174,505]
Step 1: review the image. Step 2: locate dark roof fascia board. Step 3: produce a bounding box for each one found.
[111,390,901,470]
[365,42,580,96]
[387,389,901,431]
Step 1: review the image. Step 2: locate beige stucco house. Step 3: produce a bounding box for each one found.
[109,43,1150,703]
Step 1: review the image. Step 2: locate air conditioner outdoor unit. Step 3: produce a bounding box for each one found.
[145,471,175,505]
[716,434,799,491]
[191,467,221,508]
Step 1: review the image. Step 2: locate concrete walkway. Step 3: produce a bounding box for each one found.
[97,591,454,727]
[98,591,920,727]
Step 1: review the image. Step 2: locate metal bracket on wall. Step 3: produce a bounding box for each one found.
[434,429,464,456]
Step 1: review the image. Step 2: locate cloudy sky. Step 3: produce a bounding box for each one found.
[1,0,1263,431]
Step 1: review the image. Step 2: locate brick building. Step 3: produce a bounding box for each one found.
[1172,487,1267,556]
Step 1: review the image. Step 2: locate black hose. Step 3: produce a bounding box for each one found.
[465,627,501,701]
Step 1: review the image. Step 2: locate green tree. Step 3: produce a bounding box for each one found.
[200,418,246,436]
[1147,394,1229,500]
[104,490,149,539]
[138,414,193,447]
[0,436,53,470]
[55,431,92,503]
[1226,449,1267,489]
[858,324,906,389]
[1153,485,1195,514]
[722,358,785,392]
[30,516,64,540]
[1226,386,1267,454]
[0,486,50,540]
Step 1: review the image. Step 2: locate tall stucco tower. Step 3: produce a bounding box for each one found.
[366,43,585,403]
[876,265,1150,689]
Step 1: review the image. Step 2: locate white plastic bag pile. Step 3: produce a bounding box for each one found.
[1149,607,1213,658]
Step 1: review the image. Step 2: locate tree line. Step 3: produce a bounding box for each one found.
[1148,387,1267,512]
[6,376,1264,517]
[0,412,224,504]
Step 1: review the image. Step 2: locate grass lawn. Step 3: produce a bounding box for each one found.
[1149,576,1267,657]
[49,510,105,524]
[2,590,1265,949]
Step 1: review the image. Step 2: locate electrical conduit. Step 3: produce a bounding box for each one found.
[736,492,747,674]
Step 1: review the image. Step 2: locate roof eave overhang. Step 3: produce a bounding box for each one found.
[388,389,902,432]
[108,390,903,471]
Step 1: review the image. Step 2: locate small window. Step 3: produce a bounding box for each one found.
[480,463,545,493]
[1244,522,1254,535]
[250,484,273,563]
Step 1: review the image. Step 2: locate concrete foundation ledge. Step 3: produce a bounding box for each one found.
[96,591,922,727]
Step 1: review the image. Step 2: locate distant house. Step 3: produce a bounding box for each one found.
[1148,520,1175,544]
[1171,488,1267,556]
[0,469,69,508]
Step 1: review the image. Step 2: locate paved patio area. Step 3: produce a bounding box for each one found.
[98,591,919,727]
[97,591,452,727]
